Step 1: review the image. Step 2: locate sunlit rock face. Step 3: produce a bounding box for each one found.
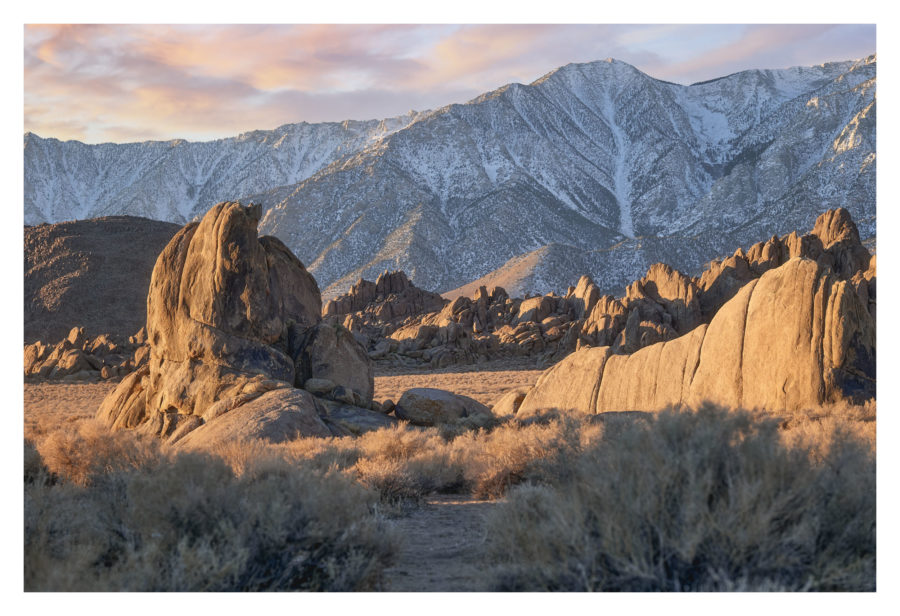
[517,257,876,418]
[26,57,875,299]
[97,202,386,444]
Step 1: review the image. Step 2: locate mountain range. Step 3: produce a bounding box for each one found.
[24,55,875,299]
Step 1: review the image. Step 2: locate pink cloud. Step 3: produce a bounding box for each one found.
[657,25,837,81]
[23,24,874,143]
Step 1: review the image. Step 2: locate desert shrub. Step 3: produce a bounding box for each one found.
[485,404,875,592]
[244,418,607,503]
[459,416,603,499]
[24,440,50,485]
[34,419,165,485]
[24,433,396,591]
[293,419,597,502]
[779,399,876,453]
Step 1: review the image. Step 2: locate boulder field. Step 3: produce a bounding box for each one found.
[97,202,492,446]
[515,257,875,418]
[27,208,874,377]
[24,326,148,382]
[54,202,874,435]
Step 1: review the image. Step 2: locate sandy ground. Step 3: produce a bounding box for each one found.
[24,361,544,434]
[24,381,117,438]
[383,495,497,591]
[374,358,544,407]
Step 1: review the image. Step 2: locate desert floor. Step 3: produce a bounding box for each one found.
[24,359,544,430]
[23,360,544,592]
[372,358,544,406]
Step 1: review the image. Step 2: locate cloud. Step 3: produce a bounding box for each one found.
[23,24,875,143]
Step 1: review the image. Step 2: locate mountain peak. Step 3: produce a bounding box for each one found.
[25,56,875,302]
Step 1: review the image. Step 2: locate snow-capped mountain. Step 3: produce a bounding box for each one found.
[25,56,875,298]
[24,111,428,224]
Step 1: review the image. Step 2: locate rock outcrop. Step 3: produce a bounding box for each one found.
[324,270,447,322]
[517,257,875,417]
[97,202,392,443]
[28,207,873,380]
[337,208,875,372]
[697,207,874,317]
[24,326,149,382]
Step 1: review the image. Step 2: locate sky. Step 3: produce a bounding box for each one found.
[24,23,875,144]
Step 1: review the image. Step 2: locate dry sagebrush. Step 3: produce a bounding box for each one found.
[245,418,604,502]
[24,422,396,592]
[25,400,875,592]
[484,404,876,592]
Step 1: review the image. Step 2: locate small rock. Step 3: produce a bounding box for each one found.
[492,387,532,417]
[315,398,399,435]
[129,326,147,345]
[331,385,360,406]
[133,345,150,367]
[395,387,494,426]
[304,377,336,395]
[368,338,391,359]
[66,326,86,348]
[54,348,93,377]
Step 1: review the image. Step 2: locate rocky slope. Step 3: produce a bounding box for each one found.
[24,216,181,343]
[26,57,875,299]
[24,327,149,382]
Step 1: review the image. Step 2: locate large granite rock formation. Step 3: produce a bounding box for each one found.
[517,257,875,417]
[97,202,391,444]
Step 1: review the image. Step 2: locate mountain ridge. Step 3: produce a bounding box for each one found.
[25,55,876,300]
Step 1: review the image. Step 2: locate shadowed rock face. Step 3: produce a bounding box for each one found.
[517,257,875,417]
[324,270,447,321]
[98,202,386,443]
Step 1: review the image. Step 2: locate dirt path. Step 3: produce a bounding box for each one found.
[383,495,497,592]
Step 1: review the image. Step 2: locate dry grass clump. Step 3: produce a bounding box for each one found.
[24,394,875,592]
[32,419,165,485]
[778,399,876,452]
[244,419,599,502]
[24,424,396,591]
[484,404,875,592]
